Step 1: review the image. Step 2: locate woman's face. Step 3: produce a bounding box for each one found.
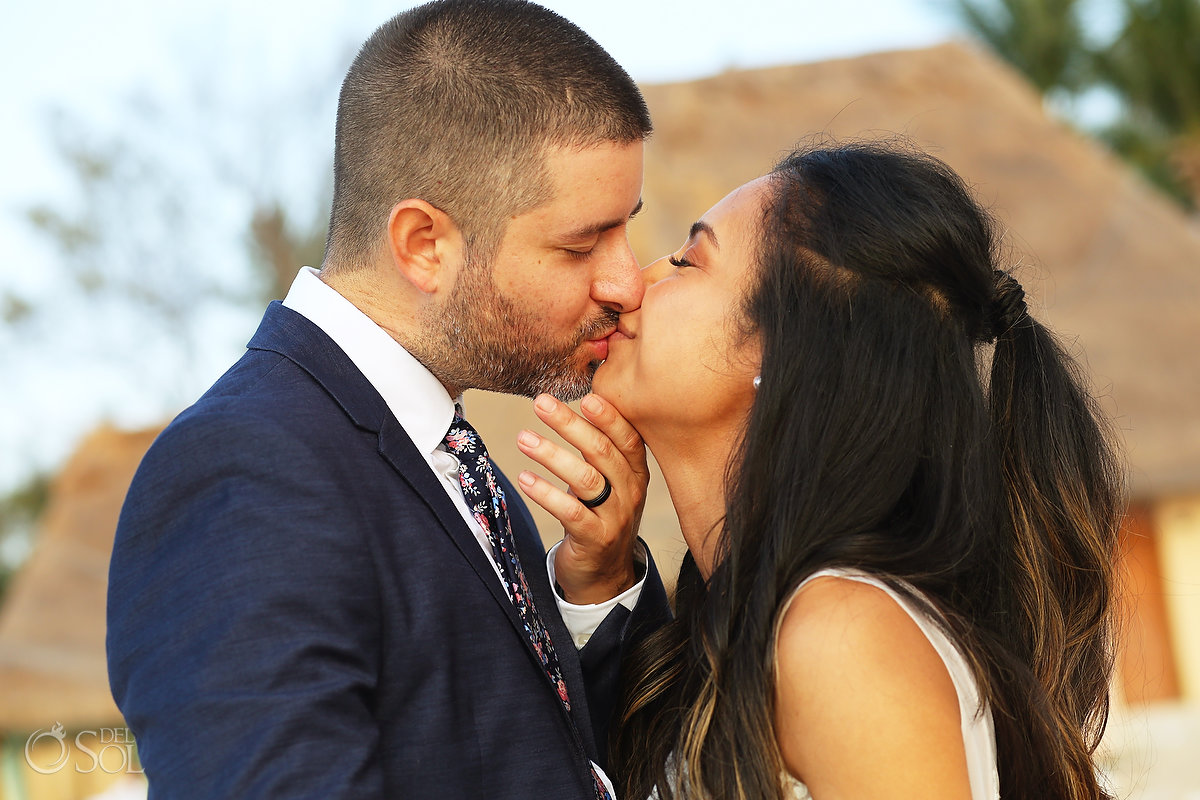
[594,176,769,435]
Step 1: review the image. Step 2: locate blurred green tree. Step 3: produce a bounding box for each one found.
[1094,0,1200,203]
[955,0,1200,207]
[2,57,339,590]
[18,96,331,362]
[954,0,1090,91]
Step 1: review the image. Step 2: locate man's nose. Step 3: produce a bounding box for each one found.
[592,242,644,313]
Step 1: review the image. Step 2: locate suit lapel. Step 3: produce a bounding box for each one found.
[247,303,594,747]
[374,414,528,631]
[246,303,520,620]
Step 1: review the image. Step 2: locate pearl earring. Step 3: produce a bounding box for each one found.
[753,376,762,389]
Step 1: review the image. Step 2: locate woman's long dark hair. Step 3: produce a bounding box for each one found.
[611,141,1123,799]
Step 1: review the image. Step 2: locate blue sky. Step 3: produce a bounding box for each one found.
[0,0,963,501]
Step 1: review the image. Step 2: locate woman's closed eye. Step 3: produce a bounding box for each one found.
[668,254,691,268]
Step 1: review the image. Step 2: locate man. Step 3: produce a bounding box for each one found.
[106,2,670,797]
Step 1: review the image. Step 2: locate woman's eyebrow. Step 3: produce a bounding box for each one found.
[689,220,719,249]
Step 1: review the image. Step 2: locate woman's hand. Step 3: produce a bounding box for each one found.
[516,392,649,605]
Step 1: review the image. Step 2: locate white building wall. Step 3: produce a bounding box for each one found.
[1156,494,1200,701]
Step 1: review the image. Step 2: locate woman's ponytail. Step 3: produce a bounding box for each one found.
[986,270,1124,791]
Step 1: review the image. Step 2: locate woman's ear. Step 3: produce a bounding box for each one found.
[386,199,464,294]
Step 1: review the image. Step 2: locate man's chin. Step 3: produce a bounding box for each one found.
[543,378,592,403]
[534,362,597,402]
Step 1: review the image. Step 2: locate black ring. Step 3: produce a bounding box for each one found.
[579,475,612,509]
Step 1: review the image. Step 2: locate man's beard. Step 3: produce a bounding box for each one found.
[413,255,619,401]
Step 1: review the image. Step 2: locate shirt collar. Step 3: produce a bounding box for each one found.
[281,266,458,460]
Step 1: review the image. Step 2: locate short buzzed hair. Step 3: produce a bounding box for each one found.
[324,0,653,268]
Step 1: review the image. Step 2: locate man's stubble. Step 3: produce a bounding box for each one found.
[411,252,618,401]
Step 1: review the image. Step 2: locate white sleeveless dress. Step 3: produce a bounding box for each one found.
[776,568,1000,799]
[649,568,1000,800]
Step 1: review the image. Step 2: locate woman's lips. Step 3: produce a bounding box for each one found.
[590,322,633,361]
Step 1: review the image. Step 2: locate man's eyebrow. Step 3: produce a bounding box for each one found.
[689,220,719,249]
[558,198,644,241]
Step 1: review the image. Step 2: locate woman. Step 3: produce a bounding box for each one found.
[518,141,1122,799]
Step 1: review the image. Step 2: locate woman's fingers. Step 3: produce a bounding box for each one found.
[517,469,593,531]
[579,393,648,476]
[516,428,609,504]
[517,393,648,603]
[531,393,648,486]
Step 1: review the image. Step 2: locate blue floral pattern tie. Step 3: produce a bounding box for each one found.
[442,407,611,800]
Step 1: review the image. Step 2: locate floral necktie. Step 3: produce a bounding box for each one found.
[442,407,611,800]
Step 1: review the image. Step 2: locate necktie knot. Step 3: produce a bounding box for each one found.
[443,405,480,455]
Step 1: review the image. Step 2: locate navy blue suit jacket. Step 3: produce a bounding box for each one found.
[107,302,670,799]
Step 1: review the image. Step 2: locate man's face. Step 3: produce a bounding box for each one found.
[424,140,645,400]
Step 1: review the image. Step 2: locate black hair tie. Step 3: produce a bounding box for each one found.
[989,270,1028,341]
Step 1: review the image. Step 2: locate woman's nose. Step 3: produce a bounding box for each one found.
[641,255,675,286]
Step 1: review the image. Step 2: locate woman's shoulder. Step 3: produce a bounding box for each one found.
[774,569,960,700]
[773,569,973,798]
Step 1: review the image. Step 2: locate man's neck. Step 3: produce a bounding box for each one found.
[319,264,460,399]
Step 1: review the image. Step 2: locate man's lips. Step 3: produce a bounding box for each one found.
[585,328,617,361]
[586,337,609,361]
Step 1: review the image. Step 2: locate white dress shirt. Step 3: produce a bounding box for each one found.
[281,267,645,647]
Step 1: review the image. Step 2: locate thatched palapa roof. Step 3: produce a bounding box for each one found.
[0,426,158,733]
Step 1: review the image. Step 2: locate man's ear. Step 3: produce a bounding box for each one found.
[386,199,463,294]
